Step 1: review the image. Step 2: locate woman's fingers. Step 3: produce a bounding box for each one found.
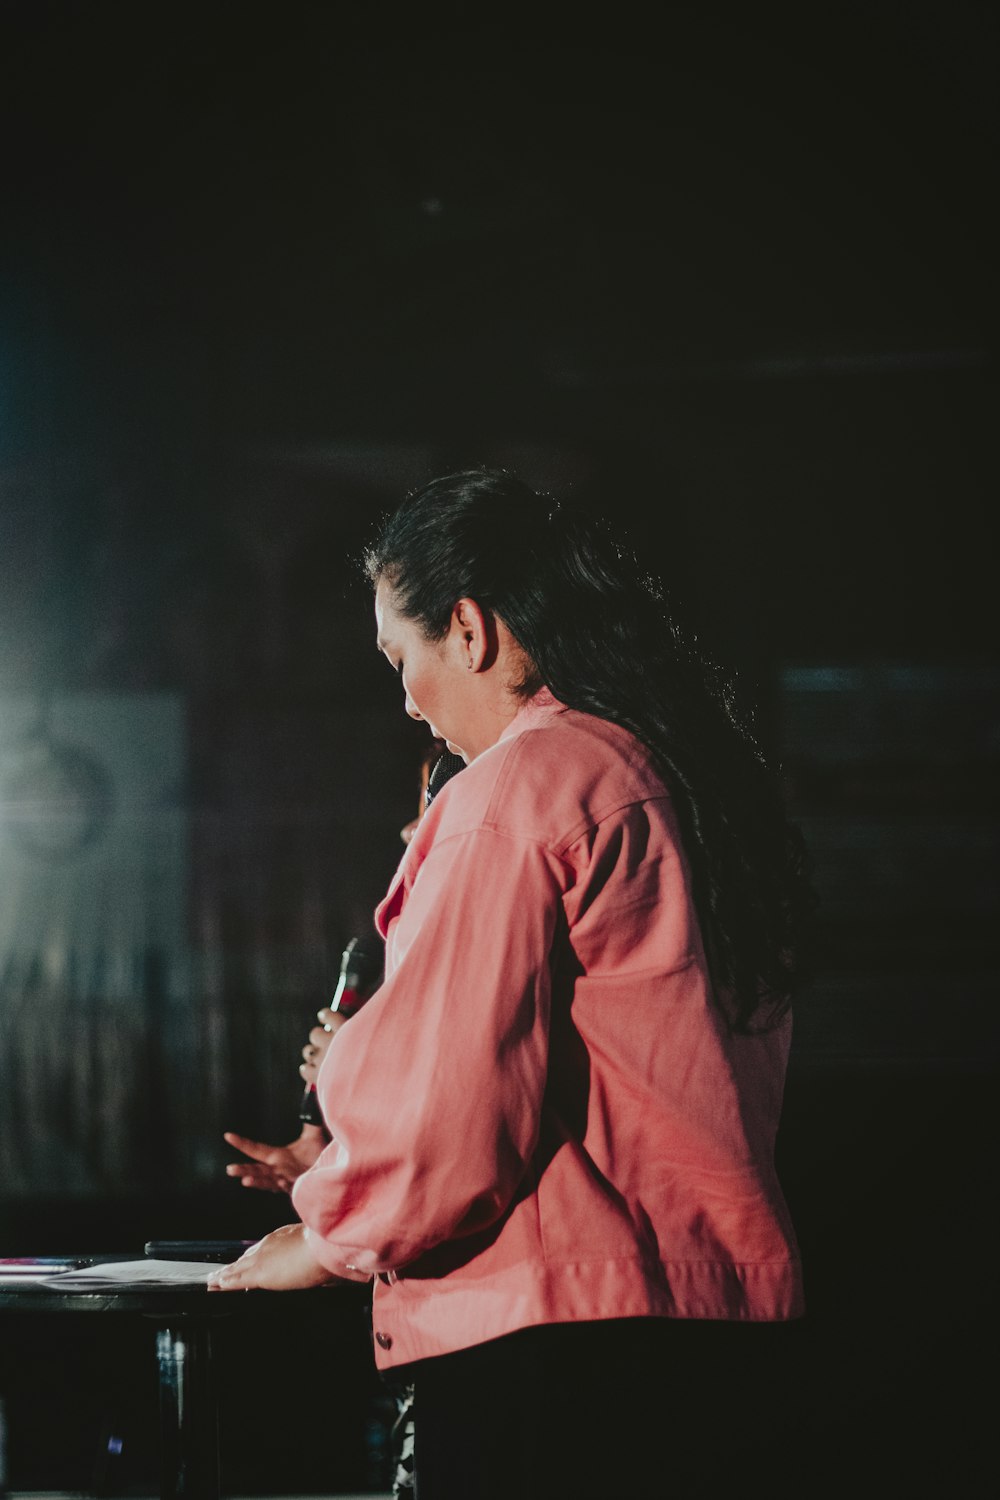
[208,1223,334,1292]
[316,1008,348,1035]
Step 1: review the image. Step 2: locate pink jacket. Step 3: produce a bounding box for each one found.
[292,691,804,1370]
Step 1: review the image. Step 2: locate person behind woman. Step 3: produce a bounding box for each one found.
[210,467,816,1498]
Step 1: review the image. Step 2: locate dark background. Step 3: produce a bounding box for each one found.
[0,3,996,1495]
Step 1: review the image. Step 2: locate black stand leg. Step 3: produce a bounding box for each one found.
[155,1322,220,1499]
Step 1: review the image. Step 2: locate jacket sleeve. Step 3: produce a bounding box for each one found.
[291,825,566,1278]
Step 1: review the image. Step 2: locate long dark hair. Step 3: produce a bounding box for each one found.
[364,468,816,1032]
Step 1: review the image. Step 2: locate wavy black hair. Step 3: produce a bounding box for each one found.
[364,467,816,1032]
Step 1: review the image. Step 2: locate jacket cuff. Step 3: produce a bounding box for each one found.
[304,1226,374,1283]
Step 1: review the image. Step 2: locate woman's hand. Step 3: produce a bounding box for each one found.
[206,1222,339,1291]
[299,1007,348,1086]
[223,1122,327,1193]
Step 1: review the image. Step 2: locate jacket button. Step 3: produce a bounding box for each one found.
[375,1331,393,1350]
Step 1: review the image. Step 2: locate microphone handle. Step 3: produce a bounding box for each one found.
[299,1083,324,1127]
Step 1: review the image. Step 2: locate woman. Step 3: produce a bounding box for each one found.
[210,468,815,1498]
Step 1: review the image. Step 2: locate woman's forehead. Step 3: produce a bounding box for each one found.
[374,578,398,645]
[375,579,424,654]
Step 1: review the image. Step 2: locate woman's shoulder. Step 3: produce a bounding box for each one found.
[433,703,670,850]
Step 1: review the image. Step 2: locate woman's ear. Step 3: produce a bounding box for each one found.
[451,597,494,672]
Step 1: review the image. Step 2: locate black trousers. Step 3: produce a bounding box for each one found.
[400,1316,803,1500]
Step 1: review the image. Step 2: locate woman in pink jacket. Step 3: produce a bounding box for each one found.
[211,468,815,1498]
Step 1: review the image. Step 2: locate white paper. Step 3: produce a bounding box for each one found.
[38,1258,217,1288]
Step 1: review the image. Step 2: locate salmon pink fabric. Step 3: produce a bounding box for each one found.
[292,691,804,1370]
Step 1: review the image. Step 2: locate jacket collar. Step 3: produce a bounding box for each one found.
[497,685,565,744]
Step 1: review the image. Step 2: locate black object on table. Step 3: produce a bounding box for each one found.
[0,1259,347,1499]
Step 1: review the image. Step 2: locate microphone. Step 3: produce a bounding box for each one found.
[299,933,384,1126]
[424,747,464,806]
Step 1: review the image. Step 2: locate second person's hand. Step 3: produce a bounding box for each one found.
[223,1123,327,1193]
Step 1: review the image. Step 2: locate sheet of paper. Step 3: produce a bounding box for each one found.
[38,1258,217,1288]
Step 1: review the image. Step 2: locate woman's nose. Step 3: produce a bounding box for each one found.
[404,693,423,721]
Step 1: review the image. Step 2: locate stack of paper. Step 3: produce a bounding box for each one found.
[39,1259,218,1287]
